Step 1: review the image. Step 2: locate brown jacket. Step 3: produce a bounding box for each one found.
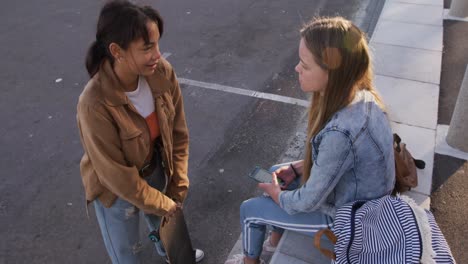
[77,58,189,216]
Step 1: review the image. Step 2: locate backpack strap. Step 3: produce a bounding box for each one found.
[314,228,337,260]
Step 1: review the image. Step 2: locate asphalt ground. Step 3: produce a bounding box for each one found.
[431,16,468,263]
[0,1,383,263]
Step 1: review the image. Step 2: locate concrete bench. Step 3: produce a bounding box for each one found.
[270,230,333,264]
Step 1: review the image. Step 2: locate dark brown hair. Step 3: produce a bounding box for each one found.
[85,0,164,77]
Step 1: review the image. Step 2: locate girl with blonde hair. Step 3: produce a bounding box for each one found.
[226,17,395,264]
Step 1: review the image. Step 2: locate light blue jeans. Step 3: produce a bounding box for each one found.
[240,163,333,258]
[94,158,167,264]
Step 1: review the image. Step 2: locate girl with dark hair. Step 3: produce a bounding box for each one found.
[226,17,395,264]
[77,1,204,263]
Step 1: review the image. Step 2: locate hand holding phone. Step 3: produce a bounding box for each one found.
[251,166,283,205]
[248,166,284,185]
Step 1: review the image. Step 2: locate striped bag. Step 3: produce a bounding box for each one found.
[314,195,456,263]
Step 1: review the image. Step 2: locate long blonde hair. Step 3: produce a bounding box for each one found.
[301,17,385,183]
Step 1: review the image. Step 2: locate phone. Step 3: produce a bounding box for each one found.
[248,166,284,184]
[249,167,273,183]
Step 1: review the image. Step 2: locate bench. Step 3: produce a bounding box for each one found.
[270,230,333,264]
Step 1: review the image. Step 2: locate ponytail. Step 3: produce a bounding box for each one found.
[85,41,107,77]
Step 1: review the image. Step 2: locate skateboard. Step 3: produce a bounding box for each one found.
[159,209,196,264]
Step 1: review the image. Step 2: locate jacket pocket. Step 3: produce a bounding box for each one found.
[119,129,146,167]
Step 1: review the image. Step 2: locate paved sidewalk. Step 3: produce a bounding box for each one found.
[371,0,445,209]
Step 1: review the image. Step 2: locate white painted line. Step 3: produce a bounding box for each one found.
[178,78,310,107]
[435,124,468,160]
[443,9,468,22]
[162,52,172,59]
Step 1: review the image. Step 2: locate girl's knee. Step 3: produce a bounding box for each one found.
[240,199,253,218]
[240,197,262,219]
[241,197,274,220]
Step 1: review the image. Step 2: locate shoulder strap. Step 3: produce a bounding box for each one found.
[314,229,337,260]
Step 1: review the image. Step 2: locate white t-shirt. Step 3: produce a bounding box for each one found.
[125,76,160,141]
[125,76,155,118]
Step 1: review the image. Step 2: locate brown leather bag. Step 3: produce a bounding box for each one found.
[393,133,426,193]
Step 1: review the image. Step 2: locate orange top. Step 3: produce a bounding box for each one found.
[145,111,160,141]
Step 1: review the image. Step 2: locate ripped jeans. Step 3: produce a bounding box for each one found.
[94,154,167,264]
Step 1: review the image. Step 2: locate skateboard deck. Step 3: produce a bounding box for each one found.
[159,209,196,264]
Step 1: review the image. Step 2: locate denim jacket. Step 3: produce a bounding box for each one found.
[279,91,395,218]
